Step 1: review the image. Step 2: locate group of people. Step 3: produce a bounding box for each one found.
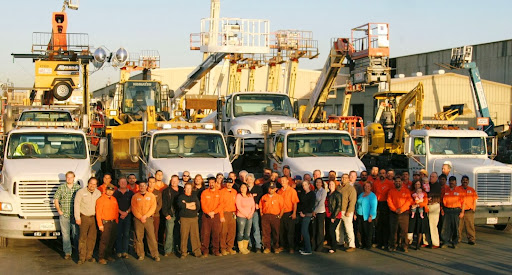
[53,162,478,264]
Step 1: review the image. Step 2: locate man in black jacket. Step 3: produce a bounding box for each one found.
[162,175,183,256]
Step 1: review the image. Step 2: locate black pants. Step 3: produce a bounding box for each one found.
[98,221,118,260]
[312,213,325,252]
[441,208,461,245]
[375,202,390,247]
[389,211,409,249]
[358,216,374,249]
[279,212,295,249]
[328,218,341,251]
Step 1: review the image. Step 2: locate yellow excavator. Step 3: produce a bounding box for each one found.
[101,52,172,177]
[364,82,424,167]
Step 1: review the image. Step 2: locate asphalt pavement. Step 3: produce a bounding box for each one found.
[0,226,510,275]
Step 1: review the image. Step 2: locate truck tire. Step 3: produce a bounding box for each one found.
[494,224,512,232]
[0,236,7,248]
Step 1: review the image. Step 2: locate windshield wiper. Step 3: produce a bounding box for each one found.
[207,153,220,158]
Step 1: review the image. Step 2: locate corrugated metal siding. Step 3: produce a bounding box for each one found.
[346,73,512,128]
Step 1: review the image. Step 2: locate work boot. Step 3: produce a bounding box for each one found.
[86,258,96,263]
[274,247,284,254]
[221,249,229,256]
[228,248,237,255]
[263,248,271,254]
[64,254,71,260]
[238,241,248,254]
[77,260,84,265]
[98,259,107,265]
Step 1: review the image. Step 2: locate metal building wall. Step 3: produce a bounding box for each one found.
[346,73,512,128]
[392,39,512,85]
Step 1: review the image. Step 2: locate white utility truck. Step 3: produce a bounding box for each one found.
[129,122,238,184]
[202,92,298,167]
[264,123,366,179]
[0,120,106,247]
[405,128,512,230]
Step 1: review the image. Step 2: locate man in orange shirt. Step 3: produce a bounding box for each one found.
[148,176,163,244]
[200,177,222,256]
[219,178,238,255]
[440,176,465,249]
[131,181,160,261]
[98,173,117,194]
[255,168,272,186]
[401,171,412,190]
[458,175,478,245]
[387,176,413,252]
[154,170,168,191]
[373,168,392,249]
[277,176,300,253]
[127,174,139,193]
[259,182,284,253]
[358,170,371,188]
[96,184,119,264]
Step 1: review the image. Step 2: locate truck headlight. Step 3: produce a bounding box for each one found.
[237,129,251,135]
[0,202,13,212]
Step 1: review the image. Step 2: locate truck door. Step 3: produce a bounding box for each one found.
[409,136,426,175]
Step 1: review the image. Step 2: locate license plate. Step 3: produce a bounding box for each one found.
[487,217,498,225]
[40,222,56,230]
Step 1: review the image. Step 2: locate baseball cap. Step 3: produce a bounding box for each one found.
[106,184,116,190]
[269,182,277,189]
[294,175,302,180]
[419,169,428,175]
[226,178,233,183]
[283,165,290,170]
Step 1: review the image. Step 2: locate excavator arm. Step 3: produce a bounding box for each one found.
[393,82,424,149]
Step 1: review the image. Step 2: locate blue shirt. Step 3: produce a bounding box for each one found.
[356,192,377,221]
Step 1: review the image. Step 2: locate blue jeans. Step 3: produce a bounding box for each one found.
[249,211,262,249]
[164,216,177,254]
[236,217,252,242]
[301,216,312,253]
[59,215,78,255]
[116,214,132,254]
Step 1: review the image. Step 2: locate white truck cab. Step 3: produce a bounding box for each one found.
[265,123,366,179]
[130,123,235,184]
[405,129,512,228]
[0,121,95,247]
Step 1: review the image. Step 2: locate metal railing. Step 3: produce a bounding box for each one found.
[32,32,89,55]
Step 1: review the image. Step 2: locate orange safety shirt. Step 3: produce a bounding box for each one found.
[277,186,300,213]
[387,187,413,213]
[127,184,139,193]
[98,183,118,194]
[96,194,119,227]
[154,181,168,191]
[373,180,392,202]
[131,192,157,220]
[459,186,478,211]
[219,188,238,219]
[259,193,284,215]
[443,186,465,209]
[278,176,295,186]
[201,188,221,214]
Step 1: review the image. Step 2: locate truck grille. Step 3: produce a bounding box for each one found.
[17,180,63,215]
[476,173,512,203]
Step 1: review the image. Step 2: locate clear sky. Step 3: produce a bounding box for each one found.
[1,0,511,91]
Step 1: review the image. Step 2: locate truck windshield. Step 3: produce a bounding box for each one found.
[7,133,87,159]
[429,137,486,155]
[19,111,72,122]
[287,133,356,158]
[152,133,227,159]
[233,94,293,117]
[122,81,161,114]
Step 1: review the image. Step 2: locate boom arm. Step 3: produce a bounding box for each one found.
[301,38,349,123]
[393,82,424,148]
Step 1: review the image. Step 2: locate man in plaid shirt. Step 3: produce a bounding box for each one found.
[54,171,81,259]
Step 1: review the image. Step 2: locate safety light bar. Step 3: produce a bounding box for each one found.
[16,121,79,128]
[263,123,340,133]
[155,122,215,130]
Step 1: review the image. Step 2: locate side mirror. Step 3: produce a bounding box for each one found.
[168,89,175,99]
[230,137,242,163]
[82,114,89,129]
[129,137,140,163]
[293,99,299,118]
[358,137,368,159]
[488,136,497,160]
[404,136,412,154]
[99,138,108,158]
[217,99,223,120]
